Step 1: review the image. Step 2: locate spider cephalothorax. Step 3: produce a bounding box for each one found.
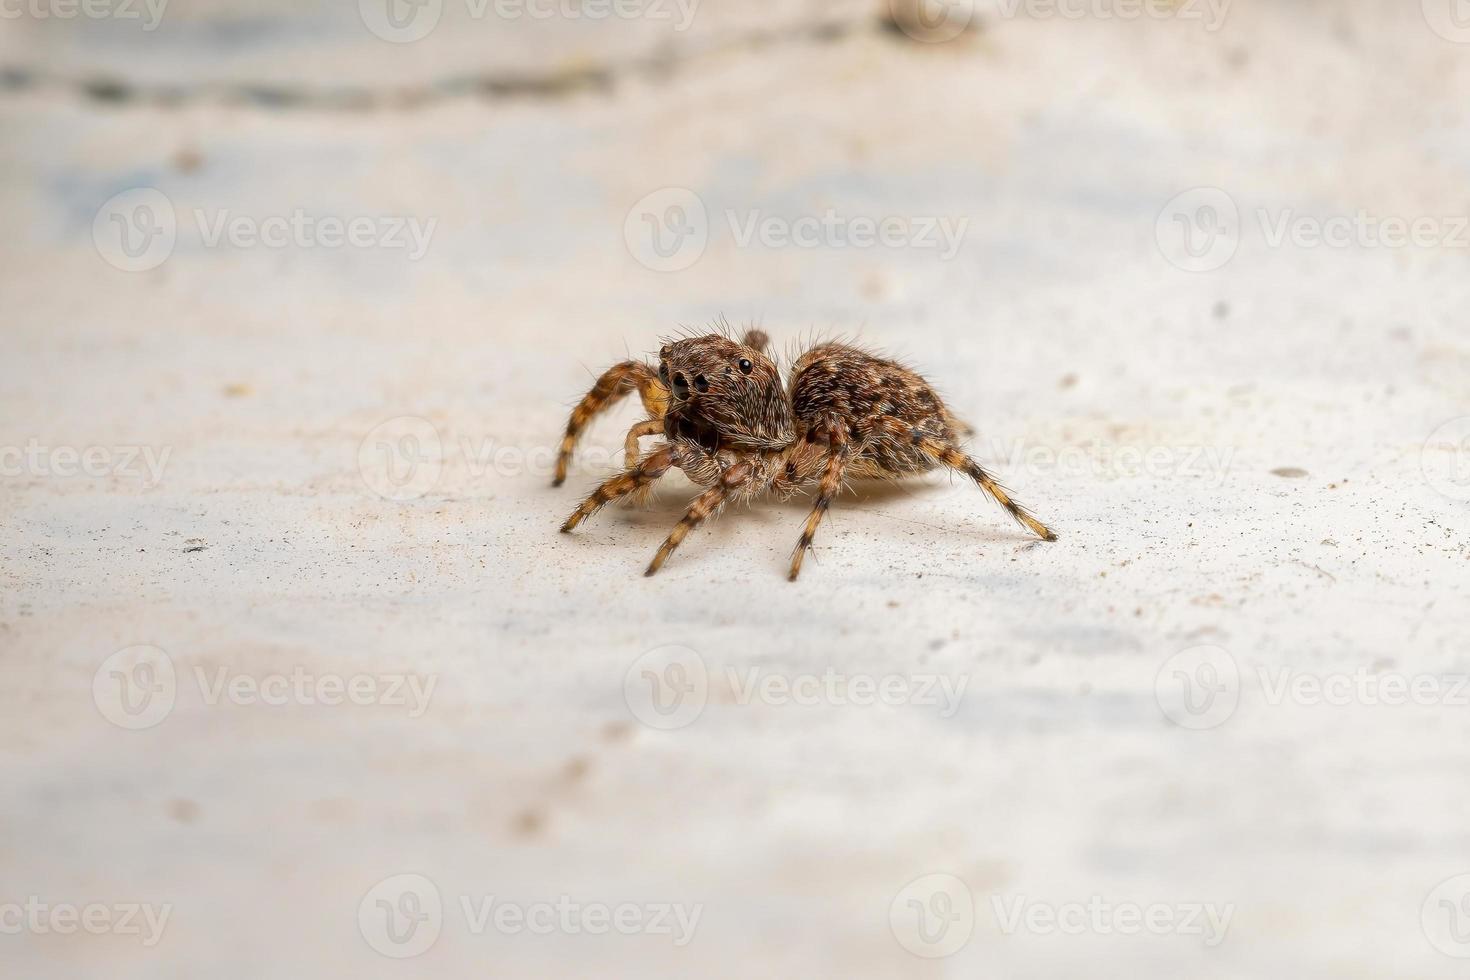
[554,325,1055,579]
[657,335,793,452]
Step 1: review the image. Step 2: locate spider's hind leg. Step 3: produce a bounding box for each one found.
[879,417,1056,542]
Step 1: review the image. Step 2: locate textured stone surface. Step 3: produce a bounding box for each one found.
[2,1,1469,976]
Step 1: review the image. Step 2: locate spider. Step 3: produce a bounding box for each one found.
[554,326,1055,579]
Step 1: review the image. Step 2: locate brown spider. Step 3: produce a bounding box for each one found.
[555,326,1056,579]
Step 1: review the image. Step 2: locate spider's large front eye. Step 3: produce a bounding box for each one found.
[738,358,753,375]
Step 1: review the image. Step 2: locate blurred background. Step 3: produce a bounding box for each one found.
[3,0,1470,976]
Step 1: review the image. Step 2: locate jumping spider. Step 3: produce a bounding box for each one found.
[555,326,1055,579]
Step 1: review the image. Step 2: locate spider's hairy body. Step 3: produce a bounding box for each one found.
[555,327,1055,579]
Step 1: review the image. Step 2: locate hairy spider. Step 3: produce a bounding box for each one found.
[554,326,1055,579]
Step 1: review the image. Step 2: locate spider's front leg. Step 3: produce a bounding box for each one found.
[644,459,762,577]
[554,360,668,486]
[561,445,676,533]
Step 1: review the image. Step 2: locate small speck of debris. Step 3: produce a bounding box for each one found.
[168,799,201,824]
[222,383,253,397]
[183,538,207,553]
[1321,538,1339,547]
[174,147,203,173]
[1058,373,1079,389]
[512,809,546,838]
[1213,300,1231,319]
[1271,467,1309,478]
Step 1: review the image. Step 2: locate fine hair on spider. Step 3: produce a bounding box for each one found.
[554,322,1056,579]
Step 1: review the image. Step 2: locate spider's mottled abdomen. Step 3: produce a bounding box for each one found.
[790,342,956,476]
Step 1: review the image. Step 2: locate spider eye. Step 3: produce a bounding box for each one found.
[738,358,753,375]
[659,362,670,384]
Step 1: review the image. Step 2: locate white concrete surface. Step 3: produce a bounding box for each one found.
[2,1,1469,976]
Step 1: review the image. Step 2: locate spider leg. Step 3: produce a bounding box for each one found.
[554,361,668,486]
[561,445,676,533]
[623,418,664,464]
[644,461,756,577]
[874,417,1055,541]
[788,422,852,581]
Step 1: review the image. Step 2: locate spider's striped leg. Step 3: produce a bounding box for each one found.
[554,361,668,486]
[876,417,1056,542]
[644,461,756,577]
[788,422,852,581]
[561,446,676,533]
[622,418,664,464]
